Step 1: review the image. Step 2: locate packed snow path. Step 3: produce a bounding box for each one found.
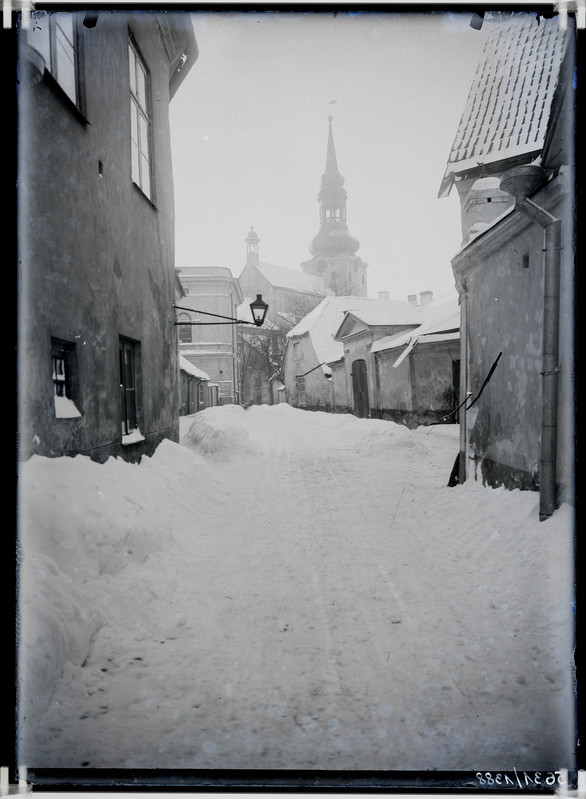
[18,405,575,772]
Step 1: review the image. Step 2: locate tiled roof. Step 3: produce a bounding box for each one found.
[438,14,569,197]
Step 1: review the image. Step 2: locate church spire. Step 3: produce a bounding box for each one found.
[301,116,367,296]
[324,115,341,179]
[311,116,359,258]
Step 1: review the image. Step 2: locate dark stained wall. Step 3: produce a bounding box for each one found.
[18,12,195,462]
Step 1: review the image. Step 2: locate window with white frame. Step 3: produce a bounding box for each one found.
[29,12,80,106]
[129,37,152,199]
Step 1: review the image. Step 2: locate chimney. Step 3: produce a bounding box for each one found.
[407,294,418,305]
[419,291,433,305]
[378,291,390,301]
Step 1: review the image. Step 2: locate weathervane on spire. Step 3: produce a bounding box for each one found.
[327,98,337,121]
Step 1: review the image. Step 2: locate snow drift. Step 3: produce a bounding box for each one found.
[17,404,576,773]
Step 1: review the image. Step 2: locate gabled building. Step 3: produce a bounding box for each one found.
[239,227,325,320]
[439,13,575,518]
[284,290,461,425]
[283,295,417,413]
[331,296,424,418]
[18,11,197,463]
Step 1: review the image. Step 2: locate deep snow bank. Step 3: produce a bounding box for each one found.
[17,439,221,727]
[218,402,435,460]
[180,405,258,459]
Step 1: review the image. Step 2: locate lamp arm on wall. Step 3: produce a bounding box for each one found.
[173,305,255,325]
[174,294,268,327]
[300,362,332,378]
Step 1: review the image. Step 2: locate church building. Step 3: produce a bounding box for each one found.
[237,117,368,406]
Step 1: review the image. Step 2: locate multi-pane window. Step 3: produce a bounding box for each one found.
[119,337,140,437]
[51,337,81,418]
[129,38,152,198]
[29,12,79,106]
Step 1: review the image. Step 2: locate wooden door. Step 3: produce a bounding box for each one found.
[352,359,369,418]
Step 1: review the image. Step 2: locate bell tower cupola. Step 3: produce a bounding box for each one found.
[246,225,260,267]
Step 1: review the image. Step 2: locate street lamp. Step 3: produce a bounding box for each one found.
[249,294,269,327]
[174,294,269,326]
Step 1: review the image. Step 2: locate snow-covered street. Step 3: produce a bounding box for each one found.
[17,405,576,773]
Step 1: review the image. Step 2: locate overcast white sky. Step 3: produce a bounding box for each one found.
[170,9,495,302]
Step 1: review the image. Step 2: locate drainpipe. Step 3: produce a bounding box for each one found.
[500,165,561,521]
[458,280,469,485]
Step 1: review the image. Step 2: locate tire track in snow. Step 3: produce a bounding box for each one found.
[188,423,348,765]
[266,428,344,700]
[287,438,419,692]
[306,444,415,631]
[270,424,418,700]
[318,453,479,705]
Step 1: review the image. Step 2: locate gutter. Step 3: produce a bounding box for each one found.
[500,165,562,521]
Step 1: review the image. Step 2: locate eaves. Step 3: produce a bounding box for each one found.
[452,173,568,278]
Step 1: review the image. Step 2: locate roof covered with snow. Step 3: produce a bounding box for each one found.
[287,296,418,366]
[334,299,424,336]
[179,355,210,381]
[438,14,570,198]
[371,292,461,362]
[252,261,326,296]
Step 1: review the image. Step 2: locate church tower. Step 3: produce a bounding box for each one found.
[301,116,367,296]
